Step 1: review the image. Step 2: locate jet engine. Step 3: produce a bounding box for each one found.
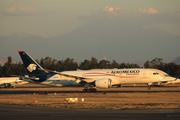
[95,78,112,88]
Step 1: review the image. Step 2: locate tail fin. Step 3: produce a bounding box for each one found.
[18,50,47,76]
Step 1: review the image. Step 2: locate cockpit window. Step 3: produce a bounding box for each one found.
[153,72,159,75]
[164,74,170,77]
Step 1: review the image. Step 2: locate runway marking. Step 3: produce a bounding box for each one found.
[167,115,180,118]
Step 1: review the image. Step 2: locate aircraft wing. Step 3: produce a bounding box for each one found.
[51,71,95,83]
[58,73,95,83]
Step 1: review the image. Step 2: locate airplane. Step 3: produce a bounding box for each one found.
[0,77,28,88]
[18,50,179,92]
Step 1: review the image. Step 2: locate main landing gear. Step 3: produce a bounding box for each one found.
[83,84,97,92]
[83,88,97,92]
[147,85,152,90]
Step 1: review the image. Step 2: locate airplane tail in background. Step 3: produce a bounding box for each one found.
[18,50,47,76]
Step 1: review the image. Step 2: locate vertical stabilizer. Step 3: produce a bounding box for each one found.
[18,50,47,75]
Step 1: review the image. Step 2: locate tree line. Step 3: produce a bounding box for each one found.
[0,57,180,77]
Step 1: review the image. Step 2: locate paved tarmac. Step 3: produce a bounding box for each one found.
[1,84,180,119]
[1,84,180,94]
[0,104,180,120]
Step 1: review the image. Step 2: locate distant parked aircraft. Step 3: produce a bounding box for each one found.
[0,77,28,88]
[18,50,179,92]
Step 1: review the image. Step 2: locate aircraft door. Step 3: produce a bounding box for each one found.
[120,73,126,84]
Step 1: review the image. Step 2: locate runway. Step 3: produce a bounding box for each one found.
[0,83,180,94]
[0,104,180,120]
[0,89,180,94]
[1,84,180,119]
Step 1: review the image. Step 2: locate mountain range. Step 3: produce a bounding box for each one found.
[172,56,180,65]
[0,19,180,66]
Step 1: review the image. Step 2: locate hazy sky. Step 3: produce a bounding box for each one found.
[0,0,180,38]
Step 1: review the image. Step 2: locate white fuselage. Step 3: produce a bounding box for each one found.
[0,77,28,86]
[37,68,176,87]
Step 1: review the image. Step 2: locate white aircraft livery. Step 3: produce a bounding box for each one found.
[18,50,179,91]
[0,77,28,88]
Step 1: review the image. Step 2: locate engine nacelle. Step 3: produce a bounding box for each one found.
[95,78,112,89]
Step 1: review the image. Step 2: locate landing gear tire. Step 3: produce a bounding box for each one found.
[83,89,88,92]
[147,85,151,90]
[83,88,97,92]
[92,88,97,92]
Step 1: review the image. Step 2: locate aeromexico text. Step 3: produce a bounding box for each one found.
[111,70,140,74]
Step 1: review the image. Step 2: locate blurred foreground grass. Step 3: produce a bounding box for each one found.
[0,92,180,109]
